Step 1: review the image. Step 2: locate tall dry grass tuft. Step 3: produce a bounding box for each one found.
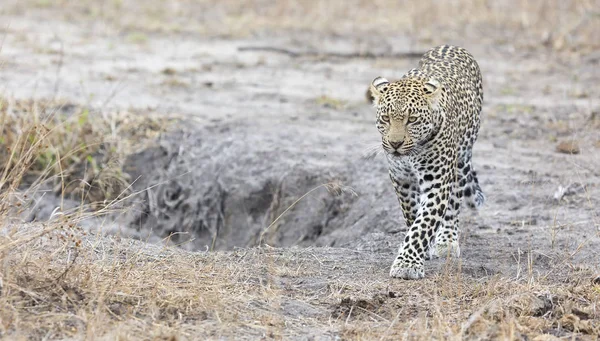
[0,98,169,205]
[0,96,178,339]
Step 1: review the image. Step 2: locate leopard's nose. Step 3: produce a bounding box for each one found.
[389,141,404,149]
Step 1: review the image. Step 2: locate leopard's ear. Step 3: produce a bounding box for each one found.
[369,77,389,106]
[423,78,442,107]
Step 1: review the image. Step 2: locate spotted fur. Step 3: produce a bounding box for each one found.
[369,45,485,279]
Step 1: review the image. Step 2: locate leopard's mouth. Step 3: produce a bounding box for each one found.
[389,150,406,157]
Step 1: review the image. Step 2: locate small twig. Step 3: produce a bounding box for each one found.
[31,248,80,292]
[238,46,425,59]
[55,249,79,282]
[239,46,301,57]
[259,182,354,245]
[353,305,390,323]
[461,300,493,335]
[345,305,354,326]
[380,311,402,341]
[52,40,64,101]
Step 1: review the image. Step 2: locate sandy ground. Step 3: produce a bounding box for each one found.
[1,2,600,340]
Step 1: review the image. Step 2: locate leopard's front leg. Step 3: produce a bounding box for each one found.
[389,165,453,279]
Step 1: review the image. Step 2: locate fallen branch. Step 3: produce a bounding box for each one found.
[238,46,424,59]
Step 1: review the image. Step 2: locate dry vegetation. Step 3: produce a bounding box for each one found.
[1,227,599,339]
[4,0,599,53]
[0,98,178,339]
[0,98,169,203]
[1,0,600,340]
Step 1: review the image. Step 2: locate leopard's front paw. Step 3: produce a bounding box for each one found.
[389,259,424,279]
[431,240,461,259]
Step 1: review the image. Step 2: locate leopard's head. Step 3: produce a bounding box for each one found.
[369,76,444,156]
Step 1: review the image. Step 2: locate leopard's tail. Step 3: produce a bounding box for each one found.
[465,170,485,209]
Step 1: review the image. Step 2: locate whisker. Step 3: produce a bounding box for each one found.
[361,143,385,160]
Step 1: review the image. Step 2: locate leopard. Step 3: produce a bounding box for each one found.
[368,45,485,279]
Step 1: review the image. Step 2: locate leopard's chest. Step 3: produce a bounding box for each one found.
[386,155,418,182]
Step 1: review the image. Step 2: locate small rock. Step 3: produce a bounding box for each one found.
[556,141,580,154]
[161,67,177,75]
[593,275,600,285]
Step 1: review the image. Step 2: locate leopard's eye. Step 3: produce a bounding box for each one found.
[408,116,417,123]
[380,115,390,123]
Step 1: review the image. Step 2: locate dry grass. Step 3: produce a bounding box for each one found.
[3,0,599,52]
[0,96,184,339]
[0,228,599,340]
[0,97,170,204]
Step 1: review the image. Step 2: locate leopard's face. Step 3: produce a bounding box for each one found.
[370,77,443,156]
